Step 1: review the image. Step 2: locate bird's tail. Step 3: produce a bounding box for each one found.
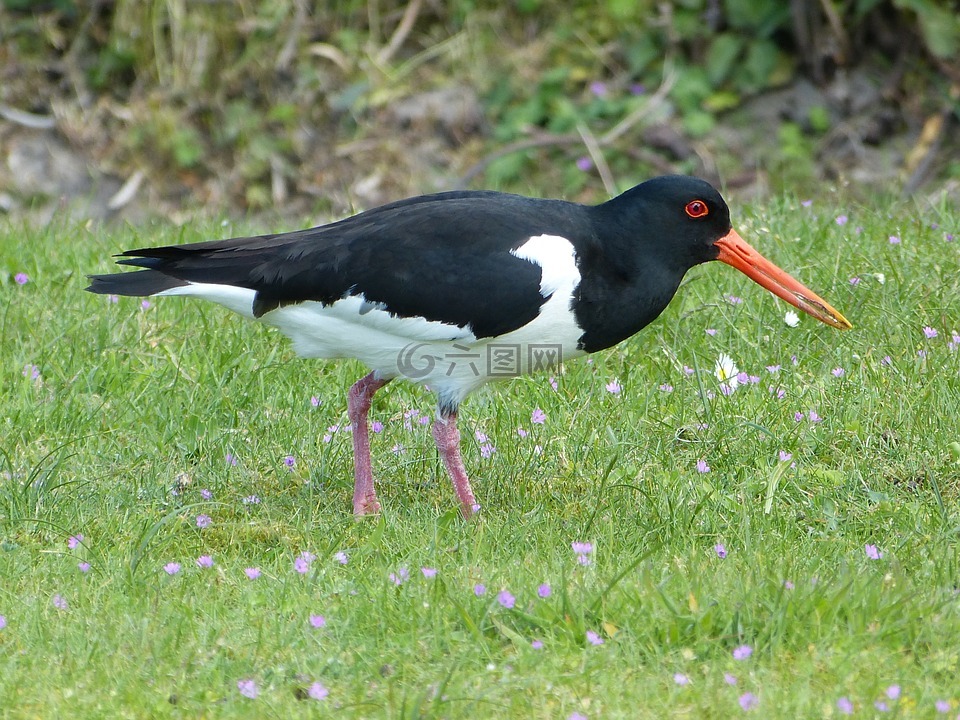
[86,268,187,296]
[85,236,268,297]
[87,240,269,318]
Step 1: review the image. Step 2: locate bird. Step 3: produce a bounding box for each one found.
[87,175,851,517]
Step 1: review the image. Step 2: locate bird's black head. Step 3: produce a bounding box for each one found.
[591,175,852,331]
[595,175,733,273]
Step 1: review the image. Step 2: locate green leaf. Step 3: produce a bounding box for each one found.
[170,128,203,168]
[893,0,960,57]
[682,110,716,137]
[948,441,960,460]
[705,34,744,86]
[267,103,298,125]
[671,67,712,112]
[741,39,779,90]
[703,90,741,112]
[624,35,660,74]
[724,0,792,36]
[915,3,960,57]
[808,105,831,134]
[607,0,641,21]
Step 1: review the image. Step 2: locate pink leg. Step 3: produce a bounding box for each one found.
[432,411,479,518]
[347,372,390,515]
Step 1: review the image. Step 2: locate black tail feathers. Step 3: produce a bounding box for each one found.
[86,270,186,297]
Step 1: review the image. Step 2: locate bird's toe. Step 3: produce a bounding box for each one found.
[353,495,382,516]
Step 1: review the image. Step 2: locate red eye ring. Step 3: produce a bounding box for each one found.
[685,200,709,218]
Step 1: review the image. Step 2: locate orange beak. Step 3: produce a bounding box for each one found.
[714,229,852,330]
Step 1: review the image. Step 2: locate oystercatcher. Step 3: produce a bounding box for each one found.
[87,176,851,516]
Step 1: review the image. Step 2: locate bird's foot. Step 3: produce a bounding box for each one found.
[353,494,382,516]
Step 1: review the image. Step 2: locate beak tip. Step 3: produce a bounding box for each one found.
[827,308,853,331]
[820,309,853,331]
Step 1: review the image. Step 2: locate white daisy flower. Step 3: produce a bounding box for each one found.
[715,353,740,394]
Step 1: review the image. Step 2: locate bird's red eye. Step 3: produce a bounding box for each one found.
[685,200,709,218]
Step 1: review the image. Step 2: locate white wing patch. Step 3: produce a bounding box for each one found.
[510,234,580,298]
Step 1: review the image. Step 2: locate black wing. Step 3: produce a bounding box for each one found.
[87,191,594,339]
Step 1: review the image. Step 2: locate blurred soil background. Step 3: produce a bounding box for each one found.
[1,0,958,225]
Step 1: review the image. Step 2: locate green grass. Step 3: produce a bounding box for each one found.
[2,195,960,718]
